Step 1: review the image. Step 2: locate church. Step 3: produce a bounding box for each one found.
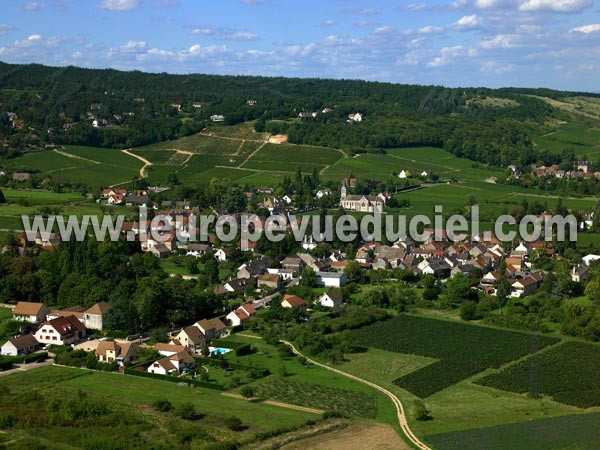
[339,179,385,213]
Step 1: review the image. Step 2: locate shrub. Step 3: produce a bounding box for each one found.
[240,386,255,400]
[173,402,197,420]
[152,399,173,412]
[223,415,243,431]
[413,400,432,421]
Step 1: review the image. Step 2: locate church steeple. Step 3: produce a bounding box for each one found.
[341,179,347,200]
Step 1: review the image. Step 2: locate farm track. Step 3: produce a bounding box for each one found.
[221,392,325,414]
[121,149,152,179]
[280,340,431,450]
[238,141,268,169]
[53,149,101,165]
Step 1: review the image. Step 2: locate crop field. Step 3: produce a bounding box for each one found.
[3,188,82,204]
[350,315,559,398]
[533,123,600,157]
[129,148,176,164]
[139,133,242,155]
[12,147,142,186]
[204,121,269,140]
[477,341,600,408]
[247,143,343,166]
[427,412,600,450]
[255,378,378,418]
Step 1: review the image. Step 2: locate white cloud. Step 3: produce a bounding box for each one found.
[0,24,14,35]
[323,19,336,26]
[519,0,592,12]
[427,45,467,67]
[480,34,517,48]
[419,25,444,34]
[98,0,142,11]
[405,3,429,11]
[571,23,600,33]
[217,31,258,41]
[453,14,483,30]
[241,0,264,4]
[191,25,216,36]
[24,2,44,11]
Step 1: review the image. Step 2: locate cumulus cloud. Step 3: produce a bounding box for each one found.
[453,14,483,30]
[98,0,142,11]
[0,24,15,35]
[519,0,592,12]
[475,0,592,11]
[419,25,444,34]
[427,45,470,67]
[480,34,517,48]
[571,23,600,33]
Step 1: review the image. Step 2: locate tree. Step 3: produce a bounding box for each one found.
[173,402,196,420]
[152,399,173,412]
[344,260,363,283]
[240,386,255,400]
[585,277,600,305]
[460,300,479,321]
[413,400,432,421]
[0,188,5,204]
[299,267,316,287]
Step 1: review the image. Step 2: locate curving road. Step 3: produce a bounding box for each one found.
[280,340,431,450]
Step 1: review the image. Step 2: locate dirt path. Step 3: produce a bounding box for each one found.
[221,392,324,414]
[121,149,152,178]
[280,340,431,450]
[53,149,100,165]
[238,141,267,169]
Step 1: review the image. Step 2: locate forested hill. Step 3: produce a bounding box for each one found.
[0,61,595,167]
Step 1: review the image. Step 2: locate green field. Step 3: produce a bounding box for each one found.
[532,123,600,157]
[0,365,319,449]
[216,334,399,426]
[350,315,559,398]
[477,341,600,408]
[427,412,600,450]
[255,378,378,418]
[12,146,142,186]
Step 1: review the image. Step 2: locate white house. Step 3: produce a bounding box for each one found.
[34,315,86,346]
[316,272,348,288]
[347,113,363,122]
[398,170,410,179]
[215,248,234,262]
[1,334,39,356]
[319,290,344,308]
[12,302,51,323]
[147,351,195,375]
[210,115,225,122]
[83,301,111,331]
[583,254,600,266]
[282,195,293,205]
[226,304,257,327]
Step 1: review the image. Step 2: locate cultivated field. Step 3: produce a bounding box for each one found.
[477,341,600,408]
[427,412,600,450]
[350,315,559,398]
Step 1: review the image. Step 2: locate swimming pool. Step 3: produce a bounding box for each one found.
[208,347,232,355]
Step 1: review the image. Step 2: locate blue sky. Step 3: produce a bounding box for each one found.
[1,0,600,90]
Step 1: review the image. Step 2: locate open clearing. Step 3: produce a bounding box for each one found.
[281,421,409,450]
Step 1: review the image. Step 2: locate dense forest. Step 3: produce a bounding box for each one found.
[0,61,594,167]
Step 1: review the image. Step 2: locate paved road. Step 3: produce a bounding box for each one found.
[0,359,54,377]
[280,340,431,450]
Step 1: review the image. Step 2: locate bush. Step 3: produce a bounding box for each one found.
[413,400,432,421]
[173,402,197,420]
[235,344,254,356]
[240,386,255,400]
[152,399,173,412]
[223,415,243,430]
